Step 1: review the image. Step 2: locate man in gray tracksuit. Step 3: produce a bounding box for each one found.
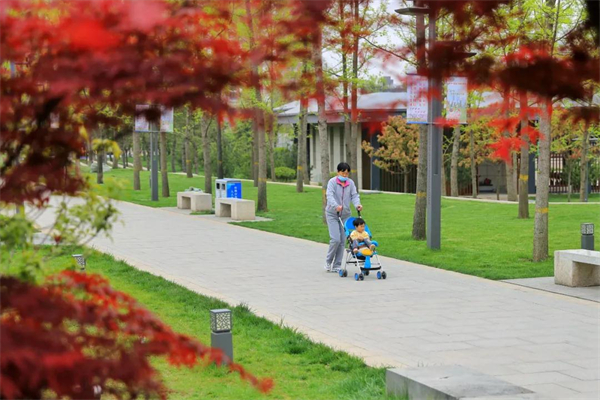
[324,162,362,272]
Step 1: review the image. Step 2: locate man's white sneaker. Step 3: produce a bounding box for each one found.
[331,266,341,273]
[324,263,332,272]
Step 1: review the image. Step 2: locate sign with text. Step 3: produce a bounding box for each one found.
[445,77,468,124]
[135,105,174,132]
[407,75,429,124]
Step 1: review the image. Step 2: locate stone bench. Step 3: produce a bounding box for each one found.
[554,249,600,287]
[215,198,255,221]
[177,191,212,212]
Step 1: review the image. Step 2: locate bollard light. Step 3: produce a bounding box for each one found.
[72,254,86,272]
[210,309,232,333]
[581,223,595,250]
[210,309,233,362]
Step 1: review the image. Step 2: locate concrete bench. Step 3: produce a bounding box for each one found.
[177,191,212,212]
[554,249,600,287]
[215,198,255,221]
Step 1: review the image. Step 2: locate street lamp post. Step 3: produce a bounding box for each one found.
[396,3,442,249]
[150,121,159,202]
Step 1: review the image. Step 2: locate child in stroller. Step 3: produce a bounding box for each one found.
[350,218,376,256]
[337,212,387,281]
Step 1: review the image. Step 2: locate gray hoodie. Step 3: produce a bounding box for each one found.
[325,176,360,217]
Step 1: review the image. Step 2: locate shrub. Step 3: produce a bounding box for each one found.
[275,167,296,181]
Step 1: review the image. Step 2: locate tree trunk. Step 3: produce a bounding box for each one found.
[343,59,351,164]
[193,142,199,175]
[450,126,460,197]
[442,160,447,197]
[217,117,224,179]
[97,149,104,184]
[245,0,266,210]
[470,130,477,198]
[202,117,213,193]
[112,142,119,169]
[146,147,151,172]
[122,146,128,168]
[160,131,169,197]
[297,95,307,192]
[518,92,529,217]
[185,109,193,178]
[88,141,94,165]
[269,131,276,182]
[579,127,589,202]
[313,29,329,223]
[567,163,572,202]
[303,125,310,185]
[506,162,517,201]
[252,118,258,187]
[349,0,359,184]
[245,0,259,188]
[533,103,551,262]
[171,135,177,172]
[181,140,185,172]
[411,9,427,240]
[268,95,276,182]
[133,132,141,190]
[412,124,428,240]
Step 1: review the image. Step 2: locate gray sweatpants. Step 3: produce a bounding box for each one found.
[325,212,348,267]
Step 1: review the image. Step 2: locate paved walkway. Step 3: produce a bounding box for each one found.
[37,200,599,399]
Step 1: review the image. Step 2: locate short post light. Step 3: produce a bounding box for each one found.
[210,309,233,362]
[72,254,86,272]
[581,223,594,251]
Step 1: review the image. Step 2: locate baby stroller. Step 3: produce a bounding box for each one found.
[337,212,386,281]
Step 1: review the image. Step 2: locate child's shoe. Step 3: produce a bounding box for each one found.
[370,244,376,251]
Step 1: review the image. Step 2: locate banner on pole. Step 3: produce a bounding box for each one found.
[407,75,429,124]
[445,77,468,124]
[135,105,174,132]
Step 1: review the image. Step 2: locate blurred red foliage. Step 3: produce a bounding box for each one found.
[0,272,273,399]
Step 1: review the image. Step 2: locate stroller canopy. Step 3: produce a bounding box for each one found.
[344,217,373,238]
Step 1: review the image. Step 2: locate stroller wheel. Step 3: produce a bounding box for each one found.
[354,273,359,281]
[377,271,382,280]
[343,270,348,277]
[338,269,344,277]
[359,273,364,281]
[382,271,387,280]
[364,270,369,276]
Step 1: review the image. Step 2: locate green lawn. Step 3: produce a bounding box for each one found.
[544,193,600,203]
[93,169,598,280]
[25,248,396,400]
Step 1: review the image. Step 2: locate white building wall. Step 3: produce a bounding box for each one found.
[308,123,366,186]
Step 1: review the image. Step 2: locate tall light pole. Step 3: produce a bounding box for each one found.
[150,121,159,202]
[396,3,443,249]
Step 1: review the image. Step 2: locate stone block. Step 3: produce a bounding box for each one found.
[554,249,600,287]
[215,198,255,221]
[177,192,212,212]
[386,366,533,400]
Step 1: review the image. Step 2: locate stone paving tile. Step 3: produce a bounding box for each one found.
[512,361,585,374]
[502,372,580,386]
[35,200,600,400]
[521,383,581,398]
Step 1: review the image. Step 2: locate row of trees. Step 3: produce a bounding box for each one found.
[1,0,330,397]
[364,107,598,203]
[2,0,598,397]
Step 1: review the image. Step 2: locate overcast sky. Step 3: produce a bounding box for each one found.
[322,0,409,87]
